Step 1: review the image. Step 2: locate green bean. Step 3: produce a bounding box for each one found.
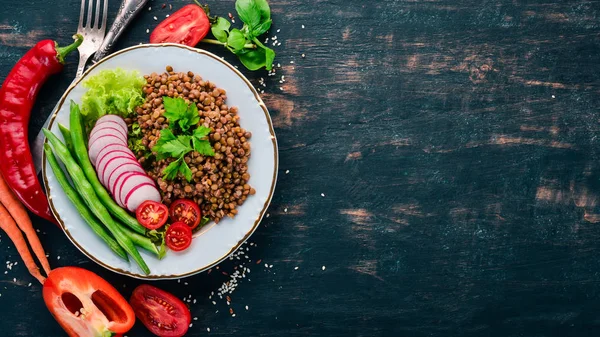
[44,129,150,275]
[127,228,165,259]
[68,101,146,235]
[58,124,75,155]
[44,144,128,261]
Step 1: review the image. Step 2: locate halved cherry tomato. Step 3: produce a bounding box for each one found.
[130,284,191,337]
[165,222,193,251]
[150,4,210,46]
[169,199,202,229]
[136,200,169,230]
[43,267,135,337]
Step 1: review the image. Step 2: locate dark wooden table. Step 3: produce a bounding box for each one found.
[2,0,600,336]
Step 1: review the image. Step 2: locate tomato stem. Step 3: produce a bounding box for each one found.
[201,38,256,49]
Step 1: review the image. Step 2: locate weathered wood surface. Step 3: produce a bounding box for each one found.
[2,0,600,336]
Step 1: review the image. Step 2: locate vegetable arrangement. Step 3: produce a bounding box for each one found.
[0,34,83,225]
[151,0,276,70]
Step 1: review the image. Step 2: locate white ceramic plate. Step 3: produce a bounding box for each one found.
[42,44,278,279]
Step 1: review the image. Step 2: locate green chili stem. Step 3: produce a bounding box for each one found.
[55,34,83,64]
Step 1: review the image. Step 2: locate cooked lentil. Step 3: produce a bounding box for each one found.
[127,66,254,223]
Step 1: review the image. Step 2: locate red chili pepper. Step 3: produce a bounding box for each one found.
[0,34,83,225]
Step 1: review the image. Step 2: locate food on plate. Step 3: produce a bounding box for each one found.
[0,174,51,278]
[136,200,169,230]
[69,102,147,234]
[88,114,161,212]
[44,129,151,274]
[169,198,202,229]
[80,68,146,130]
[58,123,76,155]
[45,144,129,260]
[150,2,211,46]
[43,267,136,337]
[0,34,83,225]
[130,67,255,223]
[130,284,191,337]
[165,222,193,251]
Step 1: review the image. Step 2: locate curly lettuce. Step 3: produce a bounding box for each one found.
[80,68,145,131]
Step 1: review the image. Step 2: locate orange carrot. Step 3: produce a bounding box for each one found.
[0,203,45,284]
[0,174,51,275]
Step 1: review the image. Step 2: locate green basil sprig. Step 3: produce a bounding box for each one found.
[202,0,275,71]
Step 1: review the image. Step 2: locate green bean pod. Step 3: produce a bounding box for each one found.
[58,124,75,155]
[126,227,165,259]
[68,101,146,235]
[44,144,128,260]
[44,129,150,275]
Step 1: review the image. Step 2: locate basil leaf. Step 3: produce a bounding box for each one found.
[252,19,272,37]
[264,45,275,70]
[235,0,261,30]
[254,0,271,21]
[211,17,231,43]
[237,48,267,71]
[227,28,247,51]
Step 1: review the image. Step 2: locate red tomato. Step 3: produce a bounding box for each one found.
[130,284,191,337]
[136,200,169,230]
[165,222,193,251]
[169,199,202,229]
[43,267,135,337]
[149,4,210,46]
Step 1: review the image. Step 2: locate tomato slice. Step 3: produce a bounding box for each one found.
[43,267,135,337]
[169,199,202,229]
[136,200,169,230]
[149,4,210,46]
[130,284,191,337]
[165,222,193,251]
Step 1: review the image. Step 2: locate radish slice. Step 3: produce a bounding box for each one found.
[90,125,127,142]
[94,144,136,166]
[96,115,128,135]
[99,155,140,186]
[113,172,149,206]
[96,149,136,170]
[117,173,155,207]
[125,184,162,212]
[107,163,146,192]
[89,130,126,149]
[88,135,127,164]
[97,155,137,186]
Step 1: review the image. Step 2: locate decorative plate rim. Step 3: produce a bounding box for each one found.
[41,43,278,280]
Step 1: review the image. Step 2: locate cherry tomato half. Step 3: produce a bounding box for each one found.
[149,4,210,47]
[169,199,202,229]
[130,284,191,337]
[165,222,193,251]
[136,201,169,230]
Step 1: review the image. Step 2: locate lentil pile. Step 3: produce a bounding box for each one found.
[127,66,255,223]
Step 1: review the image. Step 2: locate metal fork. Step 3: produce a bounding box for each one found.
[32,0,108,172]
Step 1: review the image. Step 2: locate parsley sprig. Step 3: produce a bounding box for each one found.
[152,97,215,181]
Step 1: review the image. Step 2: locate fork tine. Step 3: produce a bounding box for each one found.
[94,0,101,29]
[86,0,93,28]
[78,0,86,28]
[100,0,108,30]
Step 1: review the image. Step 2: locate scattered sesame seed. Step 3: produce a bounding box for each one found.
[184,282,188,285]
[212,301,216,305]
[245,305,249,310]
[264,263,268,268]
[321,193,325,197]
[153,16,158,21]
[148,6,151,11]
[294,266,299,270]
[322,266,326,271]
[302,25,305,29]
[266,213,270,218]
[189,323,193,328]
[146,29,150,34]
[269,264,273,268]
[166,14,170,17]
[12,278,15,282]
[232,314,236,317]
[169,4,172,10]
[552,95,556,98]
[284,208,288,212]
[28,283,31,287]
[290,61,295,64]
[194,317,198,321]
[302,54,306,58]
[207,328,211,332]
[178,279,181,283]
[57,256,60,260]
[277,29,281,33]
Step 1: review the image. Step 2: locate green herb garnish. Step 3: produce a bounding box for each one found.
[152,98,215,181]
[202,0,275,71]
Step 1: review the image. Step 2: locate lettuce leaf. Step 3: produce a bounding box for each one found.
[80,68,145,130]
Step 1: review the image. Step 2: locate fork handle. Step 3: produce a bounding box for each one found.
[92,0,150,63]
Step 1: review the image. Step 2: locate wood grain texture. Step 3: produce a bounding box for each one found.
[2,0,600,336]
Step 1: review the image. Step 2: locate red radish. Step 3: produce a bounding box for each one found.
[88,135,126,163]
[113,172,149,206]
[89,130,126,148]
[117,173,155,207]
[125,184,161,212]
[95,149,136,170]
[89,125,127,141]
[96,115,128,135]
[99,155,139,186]
[107,163,146,191]
[94,144,136,166]
[97,155,137,187]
